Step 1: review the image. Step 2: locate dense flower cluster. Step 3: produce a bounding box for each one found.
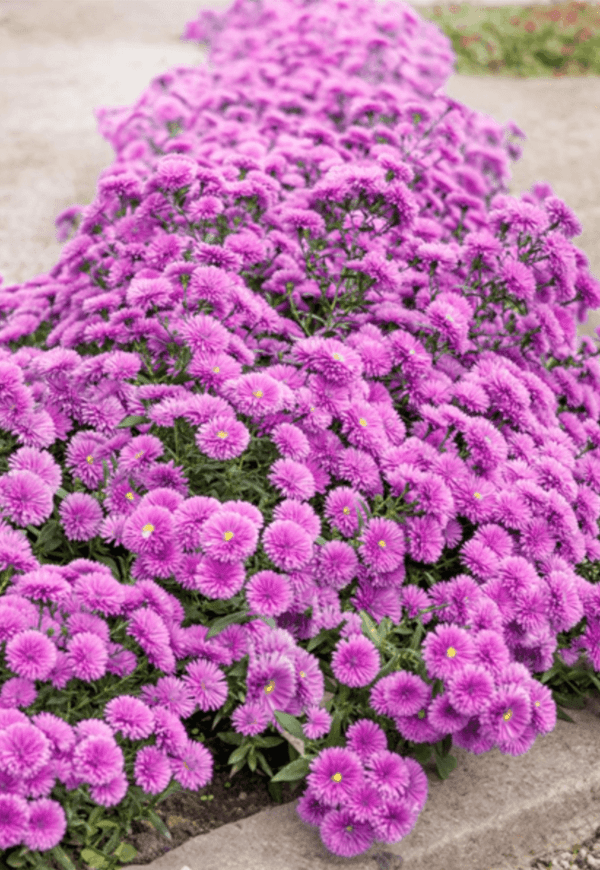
[0,0,600,859]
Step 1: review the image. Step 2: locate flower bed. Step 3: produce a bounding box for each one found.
[1,0,600,866]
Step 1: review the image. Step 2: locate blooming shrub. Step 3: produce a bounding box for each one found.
[1,0,600,864]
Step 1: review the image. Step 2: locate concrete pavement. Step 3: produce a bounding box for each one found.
[2,2,600,869]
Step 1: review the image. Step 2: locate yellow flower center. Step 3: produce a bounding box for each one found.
[359,417,368,427]
[342,506,350,515]
[217,430,228,439]
[503,708,513,722]
[310,406,315,412]
[331,772,342,782]
[253,390,263,398]
[223,531,234,541]
[535,701,540,707]
[125,492,134,501]
[332,353,344,361]
[201,681,206,691]
[264,680,275,694]
[346,825,353,832]
[446,646,457,658]
[299,670,306,677]
[474,492,482,499]
[378,539,386,548]
[409,349,415,355]
[135,450,145,459]
[141,523,154,538]
[86,455,94,464]
[213,366,220,373]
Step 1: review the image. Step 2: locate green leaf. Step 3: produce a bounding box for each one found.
[81,849,109,869]
[96,820,119,831]
[410,744,432,766]
[254,736,284,749]
[306,629,328,653]
[228,744,251,765]
[217,731,244,746]
[50,846,78,870]
[147,810,172,841]
[435,753,457,781]
[113,843,138,863]
[254,749,273,778]
[268,780,283,803]
[314,536,327,546]
[206,610,249,639]
[6,852,26,868]
[247,748,257,772]
[323,710,343,748]
[270,756,311,783]
[273,709,305,740]
[55,488,69,500]
[116,415,149,429]
[556,707,576,724]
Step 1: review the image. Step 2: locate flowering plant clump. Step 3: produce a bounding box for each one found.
[1,0,600,864]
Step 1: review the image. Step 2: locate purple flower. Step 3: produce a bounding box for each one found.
[403,756,429,812]
[149,676,196,718]
[89,773,129,807]
[222,372,284,418]
[67,632,108,681]
[527,681,556,735]
[428,692,470,734]
[272,499,321,540]
[195,555,245,599]
[0,794,29,849]
[0,470,54,527]
[479,685,533,743]
[421,624,477,681]
[104,695,155,740]
[5,630,57,681]
[0,677,37,709]
[23,798,66,851]
[59,491,104,541]
[10,566,71,604]
[496,723,538,757]
[8,446,61,494]
[184,659,228,711]
[195,415,250,460]
[245,570,292,617]
[246,651,297,712]
[134,746,172,795]
[371,796,419,844]
[303,706,332,740]
[382,670,431,717]
[296,788,332,827]
[405,514,445,564]
[73,571,125,616]
[291,647,325,709]
[172,495,220,551]
[345,718,388,765]
[0,722,50,777]
[359,517,406,574]
[231,701,271,737]
[314,540,358,589]
[365,749,410,800]
[122,504,175,556]
[262,519,313,571]
[446,664,495,717]
[200,510,258,564]
[31,712,74,755]
[324,486,365,538]
[319,807,375,857]
[268,458,316,501]
[307,746,365,808]
[271,423,310,461]
[74,736,124,786]
[170,738,213,790]
[346,780,384,822]
[331,635,380,688]
[127,606,176,674]
[471,629,512,679]
[118,434,164,472]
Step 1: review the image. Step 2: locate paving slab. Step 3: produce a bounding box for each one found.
[2,2,600,870]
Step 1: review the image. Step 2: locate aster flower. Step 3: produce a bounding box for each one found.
[268,457,316,501]
[331,635,380,688]
[306,746,365,808]
[262,519,313,571]
[245,570,292,618]
[22,798,66,852]
[222,372,284,418]
[184,658,228,711]
[73,571,125,616]
[200,510,258,564]
[359,517,406,574]
[346,780,384,822]
[195,415,250,460]
[5,630,57,681]
[303,706,332,740]
[296,788,332,827]
[272,499,321,540]
[421,624,477,682]
[170,738,213,791]
[319,807,375,857]
[127,606,176,674]
[104,695,155,740]
[231,701,271,737]
[0,794,29,849]
[8,446,62,494]
[427,692,470,734]
[149,676,196,718]
[118,434,163,473]
[446,664,495,717]
[31,712,75,755]
[0,722,50,777]
[345,718,388,765]
[246,651,297,712]
[89,773,129,808]
[479,684,533,744]
[121,504,175,556]
[0,469,54,527]
[365,749,410,800]
[67,631,108,681]
[194,555,245,599]
[271,423,310,461]
[314,540,358,590]
[134,746,172,795]
[74,736,124,786]
[59,492,104,541]
[291,647,325,709]
[382,670,431,718]
[371,796,419,845]
[0,677,37,709]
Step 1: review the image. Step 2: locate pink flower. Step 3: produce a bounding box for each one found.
[200,510,259,564]
[359,517,406,574]
[59,492,104,541]
[22,799,66,851]
[262,519,313,571]
[268,458,316,501]
[5,630,57,681]
[134,746,172,795]
[104,695,154,740]
[67,632,108,681]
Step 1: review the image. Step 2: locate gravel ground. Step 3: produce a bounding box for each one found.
[529,827,600,870]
